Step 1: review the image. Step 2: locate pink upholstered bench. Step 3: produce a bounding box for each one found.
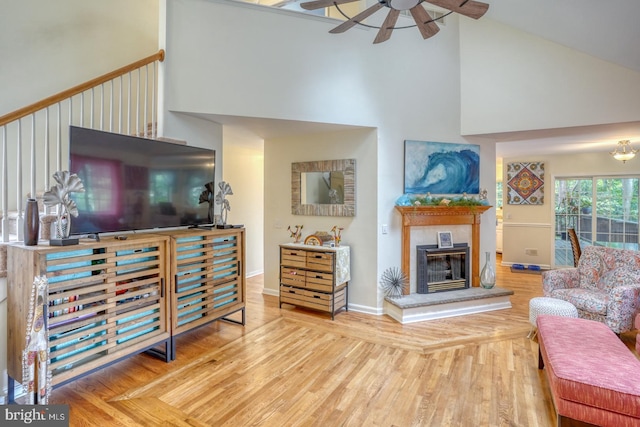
[636,313,640,354]
[537,315,640,427]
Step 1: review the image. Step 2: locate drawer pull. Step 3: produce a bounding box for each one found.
[134,249,143,253]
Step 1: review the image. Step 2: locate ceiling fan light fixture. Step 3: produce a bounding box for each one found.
[610,140,638,163]
[387,0,421,11]
[301,0,489,43]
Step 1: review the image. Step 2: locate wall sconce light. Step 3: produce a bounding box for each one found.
[610,140,638,163]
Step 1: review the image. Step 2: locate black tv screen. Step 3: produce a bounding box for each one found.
[69,126,215,235]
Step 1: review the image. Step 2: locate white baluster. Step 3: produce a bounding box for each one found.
[56,103,61,173]
[80,92,85,127]
[144,65,149,138]
[151,62,157,138]
[100,84,104,130]
[90,88,94,129]
[118,75,123,134]
[127,72,132,135]
[109,80,114,132]
[30,114,36,200]
[2,126,8,242]
[44,109,50,214]
[16,120,23,241]
[136,68,141,136]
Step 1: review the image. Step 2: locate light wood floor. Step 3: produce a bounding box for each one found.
[48,256,639,426]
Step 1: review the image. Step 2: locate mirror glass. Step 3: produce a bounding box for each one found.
[292,159,355,216]
[301,171,345,205]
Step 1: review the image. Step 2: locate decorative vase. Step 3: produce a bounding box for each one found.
[480,251,496,289]
[24,198,40,246]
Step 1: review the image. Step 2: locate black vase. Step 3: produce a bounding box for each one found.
[24,198,40,246]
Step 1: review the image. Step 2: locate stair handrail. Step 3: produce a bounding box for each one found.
[0,49,165,127]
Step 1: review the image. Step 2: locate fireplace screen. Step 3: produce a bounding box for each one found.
[416,244,469,293]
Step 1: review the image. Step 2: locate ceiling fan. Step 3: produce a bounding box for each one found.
[300,0,489,44]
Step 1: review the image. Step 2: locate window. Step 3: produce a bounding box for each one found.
[594,178,639,248]
[554,177,639,266]
[73,156,122,215]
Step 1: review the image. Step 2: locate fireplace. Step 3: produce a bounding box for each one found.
[395,205,491,294]
[417,244,469,293]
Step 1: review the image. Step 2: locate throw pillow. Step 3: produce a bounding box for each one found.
[596,266,640,291]
[579,250,606,290]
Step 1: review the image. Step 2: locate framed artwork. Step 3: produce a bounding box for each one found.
[404,140,480,195]
[437,231,453,249]
[506,162,544,205]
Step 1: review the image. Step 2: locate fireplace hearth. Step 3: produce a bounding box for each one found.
[417,243,469,294]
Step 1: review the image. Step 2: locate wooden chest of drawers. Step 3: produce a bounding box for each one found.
[279,244,350,319]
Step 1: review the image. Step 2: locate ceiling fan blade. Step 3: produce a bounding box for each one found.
[409,5,440,39]
[424,0,489,19]
[374,9,400,44]
[330,3,384,34]
[300,0,358,11]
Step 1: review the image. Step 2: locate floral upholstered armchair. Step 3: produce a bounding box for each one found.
[542,245,640,333]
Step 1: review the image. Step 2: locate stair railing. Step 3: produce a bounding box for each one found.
[0,49,165,242]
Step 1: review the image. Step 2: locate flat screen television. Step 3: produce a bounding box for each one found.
[69,126,215,236]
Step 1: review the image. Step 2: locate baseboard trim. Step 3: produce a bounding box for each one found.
[347,303,383,316]
[500,261,551,270]
[262,288,279,298]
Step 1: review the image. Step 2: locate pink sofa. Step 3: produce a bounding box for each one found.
[537,315,640,426]
[542,245,640,333]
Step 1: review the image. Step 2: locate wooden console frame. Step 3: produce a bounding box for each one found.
[395,205,492,294]
[6,227,246,399]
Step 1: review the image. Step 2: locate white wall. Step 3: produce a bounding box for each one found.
[163,0,498,313]
[0,0,159,117]
[264,128,378,310]
[459,18,640,135]
[222,128,265,277]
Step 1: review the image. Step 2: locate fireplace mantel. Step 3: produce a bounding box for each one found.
[395,205,492,294]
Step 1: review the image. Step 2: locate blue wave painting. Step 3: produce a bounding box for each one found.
[404,140,480,194]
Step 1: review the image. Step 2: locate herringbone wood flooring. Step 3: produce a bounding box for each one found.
[47,256,638,426]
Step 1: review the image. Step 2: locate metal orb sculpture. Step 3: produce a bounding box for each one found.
[380,267,408,299]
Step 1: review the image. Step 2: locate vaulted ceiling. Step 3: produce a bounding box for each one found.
[486,0,640,74]
[221,0,640,157]
[485,0,640,158]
